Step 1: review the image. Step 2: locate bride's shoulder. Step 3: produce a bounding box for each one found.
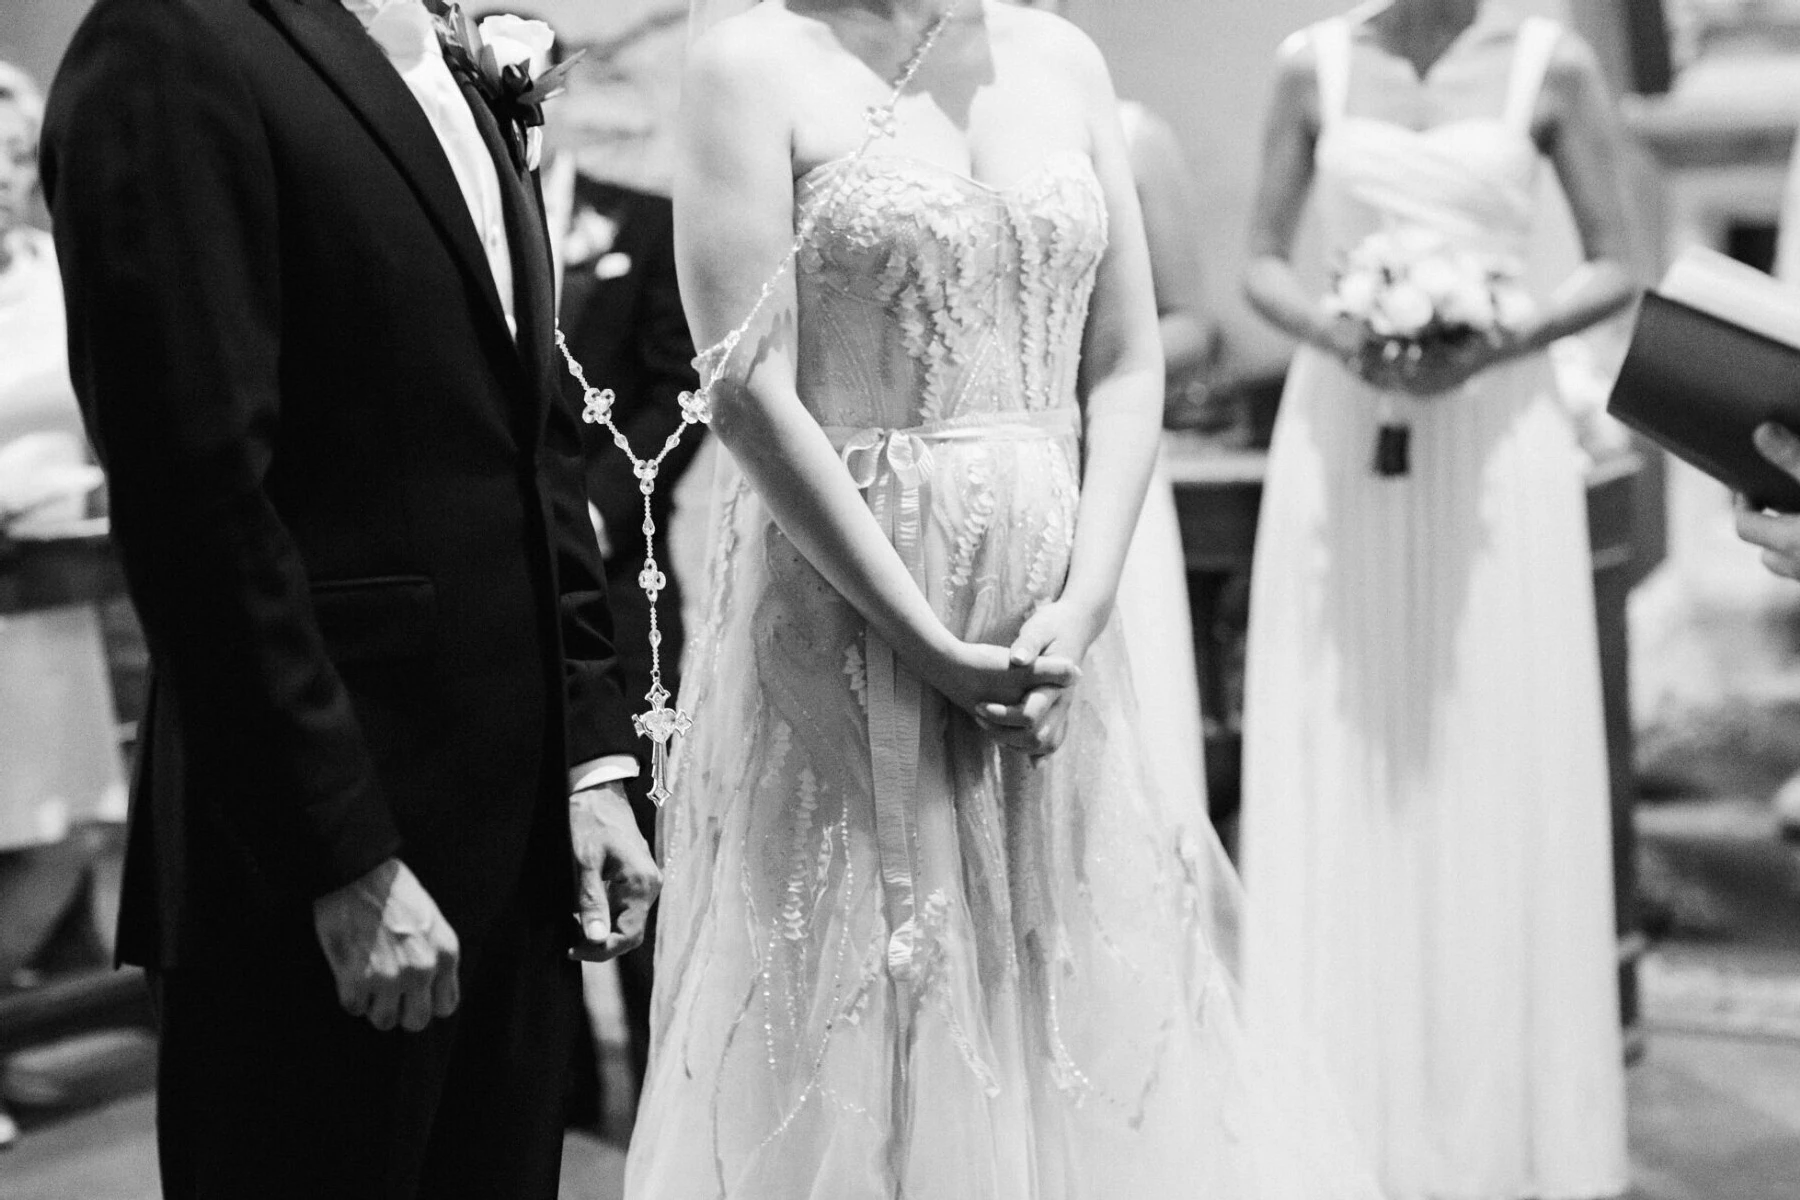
[992,5,1099,69]
[684,5,817,93]
[990,4,1111,95]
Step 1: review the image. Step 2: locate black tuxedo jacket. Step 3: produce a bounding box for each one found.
[43,0,636,969]
[557,176,702,573]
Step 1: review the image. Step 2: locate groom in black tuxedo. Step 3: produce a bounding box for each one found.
[42,0,660,1196]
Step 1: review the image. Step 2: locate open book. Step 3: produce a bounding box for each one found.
[1608,245,1800,511]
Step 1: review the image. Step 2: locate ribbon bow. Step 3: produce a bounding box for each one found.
[838,426,937,495]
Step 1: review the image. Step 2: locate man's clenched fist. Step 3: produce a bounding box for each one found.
[313,857,460,1033]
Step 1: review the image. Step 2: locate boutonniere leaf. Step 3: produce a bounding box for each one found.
[422,1,574,171]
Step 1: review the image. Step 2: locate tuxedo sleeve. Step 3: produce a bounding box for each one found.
[586,196,703,560]
[42,2,401,896]
[545,367,640,767]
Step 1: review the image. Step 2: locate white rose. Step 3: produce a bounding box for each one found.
[1329,268,1382,321]
[1406,256,1467,306]
[1493,284,1538,332]
[478,14,555,78]
[1346,232,1395,273]
[1371,281,1434,338]
[1438,279,1498,332]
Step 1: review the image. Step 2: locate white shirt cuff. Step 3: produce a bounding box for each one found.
[569,755,640,794]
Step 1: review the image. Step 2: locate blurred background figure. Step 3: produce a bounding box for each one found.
[1238,3,1637,1198]
[1015,0,1218,813]
[531,16,704,1134]
[1111,96,1218,812]
[0,59,126,1151]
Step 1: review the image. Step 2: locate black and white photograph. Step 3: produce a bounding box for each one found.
[1,0,1799,1197]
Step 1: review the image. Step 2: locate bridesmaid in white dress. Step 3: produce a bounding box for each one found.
[1240,3,1636,1198]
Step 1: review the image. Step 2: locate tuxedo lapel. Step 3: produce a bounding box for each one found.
[455,77,559,430]
[261,0,513,346]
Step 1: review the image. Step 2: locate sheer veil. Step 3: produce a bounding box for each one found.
[688,0,761,42]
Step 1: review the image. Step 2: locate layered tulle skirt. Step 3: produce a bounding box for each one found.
[626,425,1377,1200]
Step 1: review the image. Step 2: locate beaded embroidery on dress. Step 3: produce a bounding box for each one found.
[622,109,1380,1200]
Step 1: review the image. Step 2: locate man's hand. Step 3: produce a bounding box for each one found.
[569,781,661,963]
[1737,423,1800,579]
[313,858,460,1033]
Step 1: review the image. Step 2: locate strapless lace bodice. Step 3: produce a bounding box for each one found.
[793,151,1107,430]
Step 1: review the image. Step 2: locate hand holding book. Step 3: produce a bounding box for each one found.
[1735,422,1800,578]
[1609,245,1800,512]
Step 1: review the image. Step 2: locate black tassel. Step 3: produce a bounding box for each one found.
[1375,423,1411,477]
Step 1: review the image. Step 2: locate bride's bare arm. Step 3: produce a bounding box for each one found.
[673,26,1075,714]
[1054,28,1164,634]
[983,24,1163,753]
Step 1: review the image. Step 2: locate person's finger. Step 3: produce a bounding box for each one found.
[1755,422,1800,482]
[1021,689,1056,726]
[607,883,651,948]
[328,955,362,1014]
[1024,654,1080,689]
[572,928,642,963]
[428,922,460,1019]
[398,982,435,1033]
[431,957,460,1019]
[1008,611,1057,667]
[341,980,371,1018]
[569,880,653,963]
[1764,549,1800,581]
[1735,507,1797,553]
[367,983,402,1033]
[977,702,1032,728]
[576,863,612,946]
[986,725,1041,753]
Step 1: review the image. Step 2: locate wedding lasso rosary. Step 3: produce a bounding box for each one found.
[554,3,961,806]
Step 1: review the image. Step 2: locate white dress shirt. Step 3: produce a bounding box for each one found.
[342,0,636,792]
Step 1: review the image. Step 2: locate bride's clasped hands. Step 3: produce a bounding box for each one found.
[926,625,1084,754]
[970,597,1108,756]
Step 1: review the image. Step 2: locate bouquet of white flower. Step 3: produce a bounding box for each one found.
[1324,227,1535,475]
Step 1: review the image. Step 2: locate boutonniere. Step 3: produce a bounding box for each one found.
[424,2,582,173]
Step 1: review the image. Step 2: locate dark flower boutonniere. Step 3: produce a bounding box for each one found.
[424,1,582,172]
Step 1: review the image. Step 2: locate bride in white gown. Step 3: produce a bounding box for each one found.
[624,2,1376,1197]
[1240,3,1636,1198]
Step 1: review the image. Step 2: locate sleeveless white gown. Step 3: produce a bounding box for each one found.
[625,150,1377,1199]
[1241,17,1630,1200]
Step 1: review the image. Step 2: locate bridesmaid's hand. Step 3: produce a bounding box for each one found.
[1393,329,1528,397]
[973,600,1107,759]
